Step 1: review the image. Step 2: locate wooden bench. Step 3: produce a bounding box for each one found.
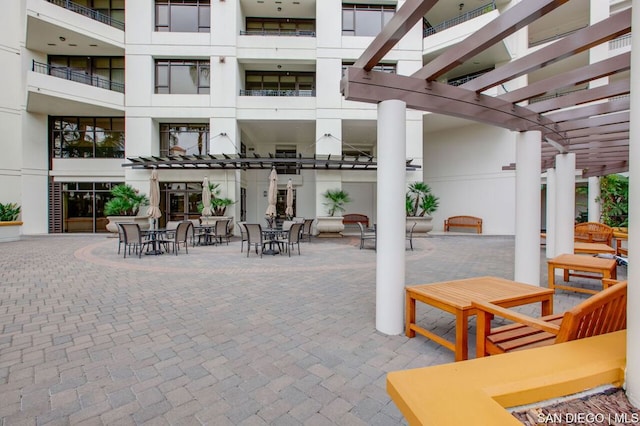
[343,213,369,228]
[444,215,482,233]
[473,281,627,357]
[574,221,613,246]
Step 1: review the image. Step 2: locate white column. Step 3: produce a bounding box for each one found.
[514,131,541,285]
[554,153,576,256]
[376,100,407,335]
[625,0,640,407]
[587,176,601,222]
[545,168,556,259]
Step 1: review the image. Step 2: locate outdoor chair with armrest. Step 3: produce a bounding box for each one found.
[473,281,627,358]
[164,221,193,255]
[119,223,153,258]
[237,221,248,253]
[357,222,376,250]
[243,223,266,258]
[301,218,314,242]
[213,218,232,245]
[278,222,304,256]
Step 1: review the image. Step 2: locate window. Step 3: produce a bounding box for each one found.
[155,60,210,94]
[160,124,210,156]
[245,18,315,36]
[61,182,121,233]
[156,0,210,32]
[51,117,125,159]
[48,56,125,91]
[342,4,395,36]
[243,71,315,96]
[275,146,297,175]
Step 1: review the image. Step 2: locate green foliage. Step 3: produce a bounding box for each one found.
[406,182,439,216]
[0,202,21,221]
[322,189,351,217]
[597,174,628,227]
[104,184,149,216]
[197,182,235,216]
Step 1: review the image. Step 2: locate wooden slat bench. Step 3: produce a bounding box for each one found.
[343,213,369,228]
[473,281,627,357]
[444,215,482,234]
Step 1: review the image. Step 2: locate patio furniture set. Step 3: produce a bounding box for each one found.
[117,217,316,258]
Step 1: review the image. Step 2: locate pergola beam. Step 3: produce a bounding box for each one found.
[462,9,631,92]
[412,0,570,81]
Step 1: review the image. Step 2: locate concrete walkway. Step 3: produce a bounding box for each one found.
[0,233,624,425]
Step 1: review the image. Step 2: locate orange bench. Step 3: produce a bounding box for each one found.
[444,215,482,234]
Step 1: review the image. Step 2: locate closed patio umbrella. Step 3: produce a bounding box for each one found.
[285,178,294,219]
[265,167,278,224]
[146,169,162,229]
[201,176,213,217]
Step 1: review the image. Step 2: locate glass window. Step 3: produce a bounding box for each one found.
[51,117,125,159]
[342,4,395,37]
[160,123,210,156]
[155,60,210,94]
[155,0,210,32]
[61,181,120,233]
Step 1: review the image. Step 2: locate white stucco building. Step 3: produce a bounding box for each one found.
[0,0,630,235]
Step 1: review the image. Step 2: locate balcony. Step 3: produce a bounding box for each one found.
[46,0,124,30]
[239,89,315,97]
[33,61,124,93]
[424,1,496,38]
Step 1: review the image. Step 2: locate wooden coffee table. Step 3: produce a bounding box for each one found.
[573,242,616,255]
[547,253,617,295]
[405,276,554,361]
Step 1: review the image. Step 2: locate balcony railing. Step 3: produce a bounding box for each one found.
[529,26,586,48]
[424,1,495,37]
[240,89,316,97]
[32,61,125,93]
[240,29,316,37]
[47,0,124,30]
[609,33,632,50]
[447,70,491,87]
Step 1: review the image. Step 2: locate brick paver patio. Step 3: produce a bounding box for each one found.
[0,233,622,425]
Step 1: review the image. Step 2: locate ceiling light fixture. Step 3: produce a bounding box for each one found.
[59,36,66,41]
[459,3,464,11]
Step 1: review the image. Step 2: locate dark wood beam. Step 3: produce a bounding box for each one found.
[354,0,439,70]
[342,68,566,141]
[461,9,631,92]
[412,0,570,80]
[526,79,630,113]
[542,97,629,122]
[498,52,630,104]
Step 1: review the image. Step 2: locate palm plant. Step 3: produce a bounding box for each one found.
[406,182,439,217]
[104,184,149,216]
[0,202,21,221]
[198,182,235,216]
[323,189,351,216]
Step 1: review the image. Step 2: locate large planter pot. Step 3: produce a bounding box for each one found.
[0,221,23,242]
[407,216,433,234]
[316,216,344,238]
[105,216,150,233]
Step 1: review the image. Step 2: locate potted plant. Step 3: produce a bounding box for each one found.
[0,202,22,242]
[316,189,351,237]
[406,182,439,233]
[104,184,150,233]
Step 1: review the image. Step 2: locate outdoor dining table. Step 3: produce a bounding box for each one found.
[194,224,216,246]
[142,228,168,255]
[262,228,284,255]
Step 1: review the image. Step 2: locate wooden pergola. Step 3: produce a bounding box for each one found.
[341,0,630,178]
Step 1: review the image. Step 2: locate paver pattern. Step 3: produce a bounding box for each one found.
[0,233,623,425]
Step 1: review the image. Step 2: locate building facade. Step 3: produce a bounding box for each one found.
[1,0,629,235]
